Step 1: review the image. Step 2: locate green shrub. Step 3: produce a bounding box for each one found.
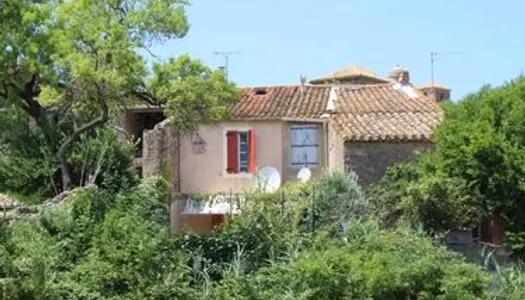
[312,171,368,232]
[173,184,311,281]
[69,127,139,194]
[0,107,59,197]
[367,162,480,234]
[213,226,491,300]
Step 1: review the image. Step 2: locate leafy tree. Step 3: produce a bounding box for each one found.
[368,76,525,239]
[0,0,238,190]
[0,112,138,198]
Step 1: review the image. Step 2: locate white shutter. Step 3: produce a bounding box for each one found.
[291,128,302,145]
[291,146,304,165]
[305,145,318,166]
[291,125,319,167]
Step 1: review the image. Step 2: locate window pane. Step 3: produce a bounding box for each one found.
[305,146,318,165]
[240,152,248,162]
[305,128,318,145]
[291,147,304,164]
[291,125,319,146]
[239,164,248,172]
[238,132,249,172]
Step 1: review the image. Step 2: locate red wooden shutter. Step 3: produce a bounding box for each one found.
[248,129,256,173]
[226,131,238,173]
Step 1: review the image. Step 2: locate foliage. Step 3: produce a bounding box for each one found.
[368,162,480,234]
[434,78,525,231]
[68,126,139,193]
[311,171,368,232]
[0,107,138,199]
[0,172,522,298]
[491,262,525,299]
[213,225,491,300]
[173,173,367,281]
[368,76,525,239]
[173,183,311,281]
[0,0,238,190]
[0,106,59,196]
[0,176,201,299]
[149,55,240,133]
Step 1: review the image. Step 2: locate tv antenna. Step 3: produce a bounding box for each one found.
[213,51,241,81]
[430,52,463,86]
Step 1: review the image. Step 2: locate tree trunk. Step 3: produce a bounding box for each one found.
[57,98,109,190]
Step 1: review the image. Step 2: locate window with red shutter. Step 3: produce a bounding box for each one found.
[226,129,255,174]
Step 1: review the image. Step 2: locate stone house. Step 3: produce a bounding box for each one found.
[122,65,444,232]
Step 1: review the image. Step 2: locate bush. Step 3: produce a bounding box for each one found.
[492,263,525,299]
[367,77,525,255]
[312,171,368,232]
[0,173,505,299]
[368,162,480,234]
[0,107,59,197]
[213,226,491,300]
[173,183,312,281]
[172,172,368,281]
[0,176,194,299]
[69,127,139,194]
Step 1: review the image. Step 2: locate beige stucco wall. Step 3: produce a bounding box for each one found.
[179,121,284,194]
[179,120,332,194]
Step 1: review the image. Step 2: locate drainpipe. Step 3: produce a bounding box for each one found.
[324,120,329,170]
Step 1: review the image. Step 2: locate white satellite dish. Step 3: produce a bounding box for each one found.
[255,166,281,193]
[297,167,312,183]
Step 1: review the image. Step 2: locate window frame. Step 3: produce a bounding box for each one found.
[223,127,254,177]
[290,124,320,169]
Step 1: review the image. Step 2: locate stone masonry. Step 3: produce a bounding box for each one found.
[344,142,434,186]
[142,118,185,231]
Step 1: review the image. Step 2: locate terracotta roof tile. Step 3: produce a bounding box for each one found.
[232,85,331,119]
[331,84,443,142]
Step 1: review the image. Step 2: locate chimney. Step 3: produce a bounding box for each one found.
[388,65,410,85]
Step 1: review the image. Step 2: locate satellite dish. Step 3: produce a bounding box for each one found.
[297,167,312,183]
[256,166,281,192]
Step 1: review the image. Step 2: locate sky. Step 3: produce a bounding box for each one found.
[147,0,525,99]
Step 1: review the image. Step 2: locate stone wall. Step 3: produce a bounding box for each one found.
[142,118,185,231]
[344,142,434,186]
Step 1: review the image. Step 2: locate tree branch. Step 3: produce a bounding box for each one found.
[128,89,161,106]
[57,83,110,189]
[10,73,45,122]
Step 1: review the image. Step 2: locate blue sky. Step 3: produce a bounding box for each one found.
[148,0,524,99]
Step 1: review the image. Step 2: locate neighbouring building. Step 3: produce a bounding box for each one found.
[122,65,444,233]
[418,82,452,102]
[309,64,390,85]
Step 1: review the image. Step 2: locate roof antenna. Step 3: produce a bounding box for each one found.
[430,51,463,86]
[213,51,241,81]
[300,75,307,94]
